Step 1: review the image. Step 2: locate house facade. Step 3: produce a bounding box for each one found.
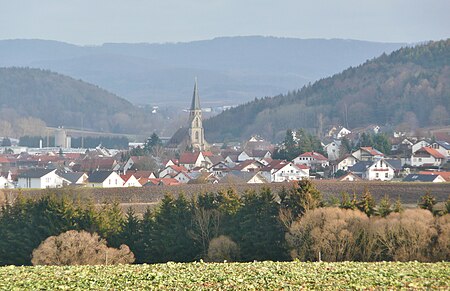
[17,169,65,189]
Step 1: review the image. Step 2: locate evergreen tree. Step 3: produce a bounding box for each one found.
[232,189,289,261]
[418,192,436,212]
[356,189,376,217]
[148,194,200,262]
[393,196,404,213]
[377,195,392,218]
[117,208,142,261]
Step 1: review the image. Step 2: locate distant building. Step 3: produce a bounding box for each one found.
[166,79,209,151]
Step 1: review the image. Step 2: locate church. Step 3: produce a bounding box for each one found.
[166,79,209,151]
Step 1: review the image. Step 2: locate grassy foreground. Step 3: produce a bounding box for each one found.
[0,261,449,290]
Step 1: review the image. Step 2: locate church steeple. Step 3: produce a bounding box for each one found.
[188,78,207,151]
[190,77,201,111]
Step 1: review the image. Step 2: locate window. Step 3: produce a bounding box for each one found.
[385,173,389,178]
[195,131,199,141]
[376,173,379,178]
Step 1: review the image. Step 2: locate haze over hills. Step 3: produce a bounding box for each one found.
[0,36,406,107]
[204,39,450,142]
[0,67,178,137]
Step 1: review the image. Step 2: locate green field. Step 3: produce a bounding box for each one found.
[0,261,448,290]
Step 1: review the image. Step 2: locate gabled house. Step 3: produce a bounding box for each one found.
[159,164,187,178]
[418,171,450,182]
[0,175,14,189]
[219,171,268,184]
[411,147,445,167]
[349,159,395,181]
[260,160,309,183]
[237,151,252,162]
[351,147,384,161]
[17,168,66,189]
[209,161,230,177]
[179,152,206,170]
[403,174,446,183]
[88,171,124,188]
[293,152,329,169]
[120,173,142,187]
[331,155,358,174]
[59,172,88,186]
[430,141,450,159]
[412,140,430,154]
[250,150,272,161]
[231,160,264,172]
[323,140,341,161]
[338,172,362,182]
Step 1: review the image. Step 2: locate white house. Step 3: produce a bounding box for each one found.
[331,155,359,174]
[349,159,395,181]
[324,140,341,161]
[0,175,14,189]
[293,152,329,168]
[179,152,206,170]
[365,159,396,181]
[351,147,384,161]
[237,151,252,162]
[411,147,445,167]
[219,171,268,184]
[403,174,446,183]
[158,165,187,179]
[430,141,450,159]
[59,172,88,186]
[17,168,66,189]
[261,160,309,183]
[88,171,124,188]
[120,174,142,187]
[231,160,264,172]
[412,140,430,154]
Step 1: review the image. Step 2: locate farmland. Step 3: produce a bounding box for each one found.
[1,181,448,214]
[0,261,448,290]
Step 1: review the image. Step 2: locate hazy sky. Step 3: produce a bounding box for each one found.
[1,0,449,45]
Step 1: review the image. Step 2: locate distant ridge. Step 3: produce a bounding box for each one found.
[204,39,450,142]
[0,36,406,106]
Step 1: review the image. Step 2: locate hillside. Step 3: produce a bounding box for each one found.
[0,37,405,106]
[204,39,450,142]
[0,68,172,136]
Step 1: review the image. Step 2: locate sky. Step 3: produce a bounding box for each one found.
[1,0,449,45]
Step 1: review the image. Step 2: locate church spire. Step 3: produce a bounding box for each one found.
[190,77,201,111]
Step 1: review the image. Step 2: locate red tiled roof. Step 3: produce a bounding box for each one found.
[179,152,200,164]
[131,171,155,179]
[361,147,384,156]
[232,160,262,171]
[419,171,450,181]
[0,156,10,163]
[419,147,445,159]
[169,165,188,173]
[298,152,328,161]
[295,164,310,170]
[261,160,289,171]
[202,151,213,157]
[120,173,136,182]
[159,178,180,186]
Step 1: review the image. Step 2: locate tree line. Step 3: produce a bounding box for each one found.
[0,182,449,266]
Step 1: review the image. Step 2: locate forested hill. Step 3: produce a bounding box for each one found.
[0,67,156,135]
[204,39,450,142]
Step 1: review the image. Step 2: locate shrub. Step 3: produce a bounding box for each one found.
[373,209,437,261]
[31,230,135,266]
[207,235,240,262]
[287,208,369,262]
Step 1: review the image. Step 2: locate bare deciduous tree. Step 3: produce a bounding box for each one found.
[207,235,240,262]
[31,230,134,266]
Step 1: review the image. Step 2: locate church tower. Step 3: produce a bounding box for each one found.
[189,78,207,151]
